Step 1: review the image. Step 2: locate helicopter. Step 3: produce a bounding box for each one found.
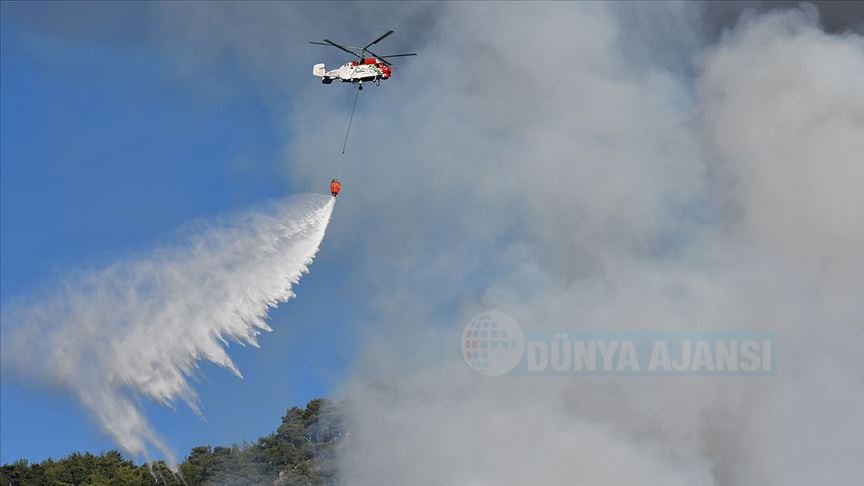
[310,30,417,89]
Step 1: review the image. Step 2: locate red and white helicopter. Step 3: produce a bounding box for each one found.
[310,30,417,89]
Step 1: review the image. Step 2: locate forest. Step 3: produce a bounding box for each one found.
[0,399,342,486]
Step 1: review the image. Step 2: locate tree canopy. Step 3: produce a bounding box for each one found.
[1,399,342,486]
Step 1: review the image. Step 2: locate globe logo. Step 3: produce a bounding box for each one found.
[461,310,524,377]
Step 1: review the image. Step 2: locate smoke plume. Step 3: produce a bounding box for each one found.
[285,4,861,486]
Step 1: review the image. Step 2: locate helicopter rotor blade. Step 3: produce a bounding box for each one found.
[363,48,392,66]
[311,41,365,50]
[366,49,419,65]
[364,30,394,50]
[323,39,363,59]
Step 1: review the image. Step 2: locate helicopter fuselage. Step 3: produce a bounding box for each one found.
[313,58,392,86]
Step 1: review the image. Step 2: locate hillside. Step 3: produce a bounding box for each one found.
[0,399,342,486]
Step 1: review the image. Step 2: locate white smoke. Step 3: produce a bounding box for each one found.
[1,194,335,466]
[299,5,863,486]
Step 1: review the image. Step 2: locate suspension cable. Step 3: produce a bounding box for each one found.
[341,86,362,155]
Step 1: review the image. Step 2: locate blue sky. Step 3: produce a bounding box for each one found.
[0,6,361,464]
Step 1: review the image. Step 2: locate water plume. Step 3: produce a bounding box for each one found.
[1,194,336,466]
